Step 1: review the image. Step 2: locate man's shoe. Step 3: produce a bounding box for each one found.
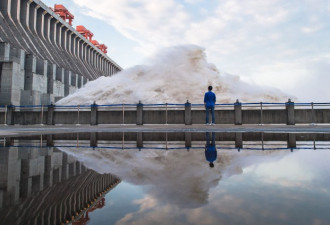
[206,123,210,125]
[211,123,215,125]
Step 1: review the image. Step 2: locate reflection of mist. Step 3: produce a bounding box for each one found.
[59,143,291,209]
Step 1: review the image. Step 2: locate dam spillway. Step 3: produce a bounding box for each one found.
[0,0,122,106]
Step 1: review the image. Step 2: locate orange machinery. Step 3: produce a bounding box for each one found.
[53,4,74,25]
[76,25,94,41]
[91,40,108,54]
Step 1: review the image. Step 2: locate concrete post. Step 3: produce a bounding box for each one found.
[136,101,143,125]
[6,105,15,125]
[234,99,242,125]
[185,100,192,125]
[47,104,55,125]
[235,132,243,149]
[136,132,143,149]
[90,102,98,125]
[185,132,192,149]
[286,99,295,125]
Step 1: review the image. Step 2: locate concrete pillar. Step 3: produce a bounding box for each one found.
[47,63,56,94]
[0,42,10,60]
[136,101,143,125]
[185,100,192,125]
[185,132,191,149]
[286,99,295,125]
[235,132,243,149]
[234,100,242,125]
[36,6,43,36]
[0,0,10,17]
[287,133,296,149]
[90,132,97,147]
[77,75,83,88]
[47,104,54,125]
[6,105,15,125]
[24,54,36,90]
[64,70,72,96]
[136,132,143,149]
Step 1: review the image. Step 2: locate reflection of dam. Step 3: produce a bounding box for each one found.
[0,146,120,225]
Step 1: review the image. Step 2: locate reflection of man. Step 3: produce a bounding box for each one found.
[205,132,217,168]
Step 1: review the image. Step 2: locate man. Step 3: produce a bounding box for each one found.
[204,86,216,125]
[205,132,217,168]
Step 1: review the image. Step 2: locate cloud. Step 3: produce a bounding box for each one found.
[71,0,330,100]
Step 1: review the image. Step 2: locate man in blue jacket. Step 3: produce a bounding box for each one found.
[204,86,216,125]
[205,132,217,168]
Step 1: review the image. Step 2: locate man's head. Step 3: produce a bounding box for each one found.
[209,162,214,168]
[208,86,213,91]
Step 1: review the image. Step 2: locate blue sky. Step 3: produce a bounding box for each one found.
[42,0,330,101]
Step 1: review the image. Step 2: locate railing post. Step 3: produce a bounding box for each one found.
[47,104,55,125]
[234,99,242,125]
[185,100,192,125]
[90,102,98,125]
[286,99,295,125]
[136,101,143,125]
[6,104,15,125]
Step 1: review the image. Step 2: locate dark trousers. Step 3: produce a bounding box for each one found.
[205,106,215,124]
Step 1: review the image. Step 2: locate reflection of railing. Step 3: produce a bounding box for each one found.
[2,143,330,151]
[1,101,330,125]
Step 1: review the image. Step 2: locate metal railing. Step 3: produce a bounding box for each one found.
[1,101,330,125]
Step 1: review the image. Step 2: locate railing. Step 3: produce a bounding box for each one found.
[1,101,330,126]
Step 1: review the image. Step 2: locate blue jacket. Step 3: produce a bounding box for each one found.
[205,145,217,163]
[204,91,216,107]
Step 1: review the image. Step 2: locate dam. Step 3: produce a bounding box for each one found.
[0,0,122,106]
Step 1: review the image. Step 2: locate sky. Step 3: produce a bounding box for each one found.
[42,0,330,102]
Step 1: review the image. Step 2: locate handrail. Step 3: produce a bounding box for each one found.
[1,102,330,109]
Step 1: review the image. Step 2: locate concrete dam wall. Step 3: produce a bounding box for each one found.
[0,0,122,105]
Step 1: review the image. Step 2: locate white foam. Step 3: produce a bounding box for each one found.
[57,45,292,105]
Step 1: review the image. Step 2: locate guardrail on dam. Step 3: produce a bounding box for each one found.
[1,101,329,125]
[0,0,122,106]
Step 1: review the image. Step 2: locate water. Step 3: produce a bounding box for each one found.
[0,132,329,225]
[57,45,292,105]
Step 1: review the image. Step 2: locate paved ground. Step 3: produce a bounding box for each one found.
[1,124,330,137]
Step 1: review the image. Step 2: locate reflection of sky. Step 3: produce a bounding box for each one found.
[86,150,330,225]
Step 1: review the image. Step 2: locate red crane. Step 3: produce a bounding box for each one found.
[53,4,74,25]
[76,25,94,41]
[91,40,108,54]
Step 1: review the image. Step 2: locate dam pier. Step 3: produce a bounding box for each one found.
[0,0,122,106]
